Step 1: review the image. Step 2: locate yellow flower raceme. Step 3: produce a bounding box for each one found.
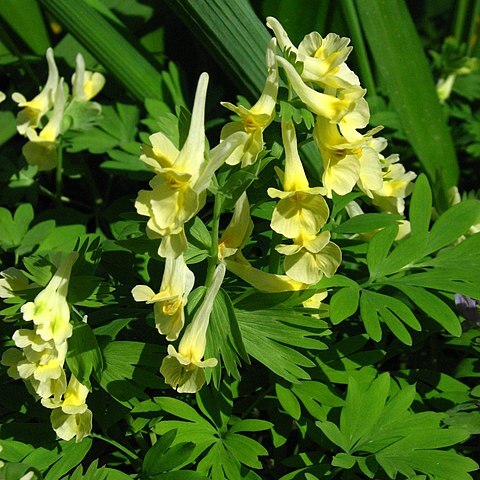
[276,56,366,123]
[268,120,328,238]
[22,78,67,171]
[266,17,359,89]
[220,38,278,167]
[21,252,77,345]
[160,263,225,393]
[276,230,342,285]
[218,192,254,260]
[43,375,92,442]
[132,255,195,341]
[71,53,105,101]
[12,48,59,135]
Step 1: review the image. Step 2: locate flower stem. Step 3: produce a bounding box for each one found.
[90,432,140,461]
[55,143,63,206]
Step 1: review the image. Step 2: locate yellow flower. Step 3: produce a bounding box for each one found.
[372,157,417,214]
[276,56,366,124]
[160,263,225,393]
[314,117,383,197]
[4,331,68,399]
[225,253,307,292]
[218,192,254,260]
[21,252,77,345]
[268,120,329,238]
[71,53,105,101]
[136,73,236,258]
[0,91,5,103]
[132,255,195,341]
[12,48,59,135]
[46,375,92,442]
[276,231,342,284]
[267,16,359,89]
[22,78,66,171]
[220,38,279,167]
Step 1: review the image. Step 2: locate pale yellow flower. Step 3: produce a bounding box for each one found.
[225,253,307,292]
[21,252,77,345]
[268,120,329,238]
[136,73,235,258]
[276,231,342,284]
[4,332,68,399]
[132,255,195,341]
[12,48,59,135]
[372,157,417,214]
[160,263,225,393]
[0,91,5,103]
[220,38,278,167]
[46,375,92,442]
[218,192,254,260]
[71,53,105,101]
[266,17,359,89]
[276,56,366,123]
[22,78,66,171]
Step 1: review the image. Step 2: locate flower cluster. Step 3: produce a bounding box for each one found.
[1,253,92,442]
[12,48,105,171]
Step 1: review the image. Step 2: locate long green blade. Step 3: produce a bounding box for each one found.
[356,0,459,188]
[39,0,163,101]
[165,0,271,98]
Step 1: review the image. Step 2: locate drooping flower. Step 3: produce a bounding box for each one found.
[268,120,329,238]
[220,38,279,167]
[12,48,59,135]
[132,255,195,341]
[266,17,359,89]
[71,53,105,101]
[276,230,342,284]
[44,375,93,442]
[21,252,78,345]
[160,263,225,393]
[22,78,67,171]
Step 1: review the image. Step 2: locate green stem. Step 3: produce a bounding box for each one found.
[467,0,480,54]
[90,432,140,461]
[55,143,63,206]
[38,184,91,209]
[340,0,377,97]
[205,190,222,287]
[268,230,282,274]
[454,0,470,42]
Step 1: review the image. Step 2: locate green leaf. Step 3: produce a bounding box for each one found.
[329,286,360,325]
[409,174,432,235]
[357,0,459,187]
[44,438,92,480]
[236,306,328,382]
[0,0,50,54]
[0,204,34,251]
[426,199,480,254]
[39,0,163,101]
[395,285,462,336]
[164,0,271,98]
[359,291,382,342]
[367,224,398,279]
[333,213,402,235]
[66,322,103,389]
[37,224,87,253]
[276,383,301,420]
[143,436,195,476]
